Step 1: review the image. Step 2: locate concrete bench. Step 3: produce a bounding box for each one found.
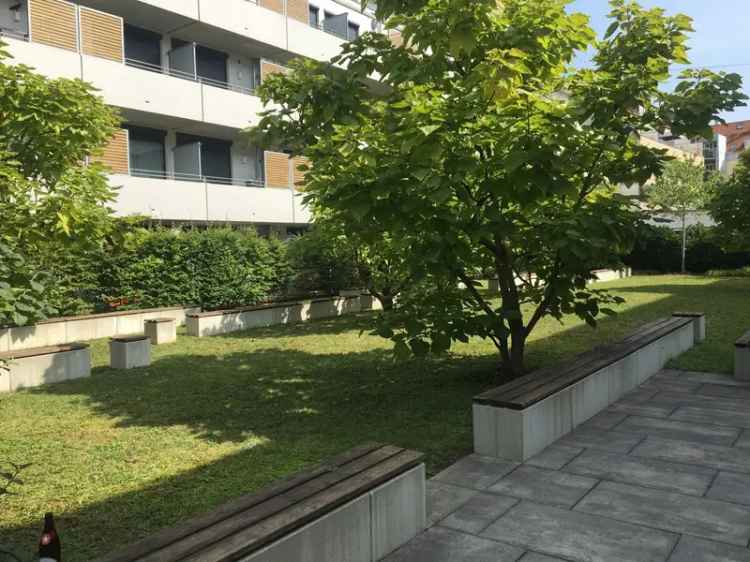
[473,313,703,462]
[93,443,425,562]
[0,343,91,392]
[110,335,151,369]
[736,331,750,381]
[186,296,362,338]
[145,318,177,345]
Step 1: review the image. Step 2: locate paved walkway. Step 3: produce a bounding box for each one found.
[384,369,750,562]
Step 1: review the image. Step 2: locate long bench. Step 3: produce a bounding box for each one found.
[0,343,91,392]
[94,443,425,562]
[473,313,704,462]
[186,296,363,337]
[736,330,750,381]
[0,306,198,353]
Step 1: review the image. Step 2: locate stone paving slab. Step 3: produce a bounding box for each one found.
[563,449,716,495]
[437,492,518,534]
[519,553,567,562]
[650,391,750,412]
[698,383,750,400]
[487,465,598,508]
[482,500,678,562]
[577,411,628,431]
[615,415,740,446]
[734,429,750,450]
[640,379,703,393]
[671,405,750,429]
[667,535,750,561]
[426,481,478,525]
[557,427,643,453]
[525,444,583,470]
[432,455,517,490]
[575,480,750,546]
[632,436,750,473]
[609,400,677,418]
[656,369,750,387]
[382,526,524,562]
[706,470,750,505]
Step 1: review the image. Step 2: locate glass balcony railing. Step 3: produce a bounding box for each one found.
[0,27,29,41]
[129,168,265,188]
[124,58,257,96]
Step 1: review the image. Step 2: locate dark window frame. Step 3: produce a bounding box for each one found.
[347,21,360,40]
[308,4,320,27]
[125,125,167,178]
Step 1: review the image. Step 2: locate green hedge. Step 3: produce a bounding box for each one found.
[97,228,291,311]
[625,223,750,274]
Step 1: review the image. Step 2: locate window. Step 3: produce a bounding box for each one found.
[124,24,162,71]
[308,5,319,27]
[347,22,359,40]
[195,45,229,86]
[175,133,232,184]
[126,125,166,178]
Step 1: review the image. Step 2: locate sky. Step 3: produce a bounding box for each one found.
[567,0,750,122]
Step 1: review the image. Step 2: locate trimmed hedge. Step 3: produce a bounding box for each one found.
[625,223,750,274]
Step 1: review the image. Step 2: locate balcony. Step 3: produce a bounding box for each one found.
[198,0,287,52]
[110,173,308,224]
[2,35,81,80]
[287,17,347,63]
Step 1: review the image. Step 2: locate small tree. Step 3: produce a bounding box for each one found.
[645,158,719,273]
[250,0,745,378]
[712,150,750,250]
[0,41,119,326]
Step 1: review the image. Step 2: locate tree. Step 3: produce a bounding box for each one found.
[712,150,750,250]
[645,158,719,273]
[249,0,745,378]
[0,41,120,327]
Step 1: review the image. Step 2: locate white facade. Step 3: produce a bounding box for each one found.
[2,0,378,234]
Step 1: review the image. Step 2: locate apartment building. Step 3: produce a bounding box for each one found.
[0,0,379,235]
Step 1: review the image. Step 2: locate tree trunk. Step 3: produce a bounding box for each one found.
[378,294,394,311]
[493,236,527,380]
[681,212,688,274]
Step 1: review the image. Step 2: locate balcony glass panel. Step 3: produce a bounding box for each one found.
[127,125,167,179]
[124,24,162,72]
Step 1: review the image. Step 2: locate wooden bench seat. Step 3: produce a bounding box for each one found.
[474,313,703,462]
[476,316,694,410]
[95,443,425,562]
[0,343,91,392]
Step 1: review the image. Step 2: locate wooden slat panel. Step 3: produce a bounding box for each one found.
[474,316,693,409]
[92,129,129,175]
[264,151,290,189]
[260,60,287,82]
[287,0,309,23]
[29,0,78,52]
[388,29,404,47]
[259,0,284,15]
[181,449,424,562]
[292,156,309,190]
[79,6,123,62]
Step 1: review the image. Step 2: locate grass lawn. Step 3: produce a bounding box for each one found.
[1,274,748,560]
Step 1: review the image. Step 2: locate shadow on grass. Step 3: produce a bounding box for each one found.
[4,277,748,560]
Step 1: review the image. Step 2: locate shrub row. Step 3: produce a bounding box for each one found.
[625,223,750,274]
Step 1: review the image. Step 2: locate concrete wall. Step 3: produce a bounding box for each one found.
[0,306,196,353]
[0,346,91,393]
[474,316,700,462]
[590,268,633,283]
[241,464,426,562]
[187,296,364,337]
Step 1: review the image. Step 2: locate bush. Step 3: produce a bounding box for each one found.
[286,228,362,295]
[625,222,750,274]
[706,266,750,277]
[96,228,291,311]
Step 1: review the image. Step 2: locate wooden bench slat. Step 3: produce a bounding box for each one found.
[180,449,424,562]
[122,445,405,562]
[93,443,387,562]
[0,342,89,361]
[476,316,692,409]
[480,316,677,401]
[506,318,691,408]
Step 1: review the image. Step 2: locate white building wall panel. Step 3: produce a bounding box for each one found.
[4,36,81,79]
[201,84,266,129]
[198,0,287,51]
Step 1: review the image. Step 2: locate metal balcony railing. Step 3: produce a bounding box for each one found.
[0,27,29,41]
[124,58,257,96]
[130,168,265,188]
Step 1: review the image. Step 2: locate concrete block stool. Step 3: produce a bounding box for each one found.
[110,335,151,369]
[735,331,750,381]
[145,318,177,345]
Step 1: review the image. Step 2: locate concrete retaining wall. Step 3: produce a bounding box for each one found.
[0,306,198,353]
[0,344,91,393]
[590,267,633,283]
[186,295,374,338]
[241,464,426,562]
[474,315,700,462]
